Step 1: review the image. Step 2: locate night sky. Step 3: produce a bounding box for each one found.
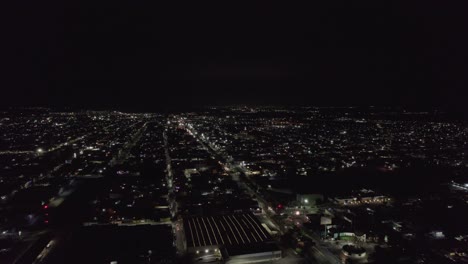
[3,2,468,113]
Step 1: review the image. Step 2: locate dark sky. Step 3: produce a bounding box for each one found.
[2,1,468,113]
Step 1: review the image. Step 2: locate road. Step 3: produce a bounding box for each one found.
[9,230,51,264]
[110,121,148,166]
[163,125,186,255]
[180,119,342,264]
[31,239,56,264]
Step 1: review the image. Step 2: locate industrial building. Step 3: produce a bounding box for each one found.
[183,213,281,263]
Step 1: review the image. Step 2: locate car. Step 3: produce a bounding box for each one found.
[195,255,221,263]
[46,240,54,248]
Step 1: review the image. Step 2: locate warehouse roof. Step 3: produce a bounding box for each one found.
[183,213,272,248]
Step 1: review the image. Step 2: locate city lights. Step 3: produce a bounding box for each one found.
[0,107,465,264]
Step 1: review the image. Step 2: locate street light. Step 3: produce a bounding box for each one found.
[36,148,44,154]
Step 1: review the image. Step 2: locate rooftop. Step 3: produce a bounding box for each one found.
[183,213,272,249]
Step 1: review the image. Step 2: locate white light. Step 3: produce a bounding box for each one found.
[36,148,44,153]
[196,250,200,254]
[205,249,209,253]
[304,199,309,204]
[295,211,300,216]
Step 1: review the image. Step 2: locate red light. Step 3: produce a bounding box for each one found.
[44,220,49,224]
[43,205,48,209]
[277,204,283,208]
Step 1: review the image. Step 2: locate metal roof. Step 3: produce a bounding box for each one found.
[183,213,272,248]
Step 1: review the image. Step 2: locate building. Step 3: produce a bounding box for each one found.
[333,189,392,206]
[183,213,281,263]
